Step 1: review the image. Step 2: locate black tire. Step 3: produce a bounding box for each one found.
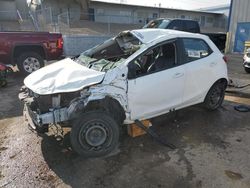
[204,81,226,111]
[36,124,49,134]
[17,52,44,75]
[0,80,7,87]
[70,111,120,158]
[245,67,250,73]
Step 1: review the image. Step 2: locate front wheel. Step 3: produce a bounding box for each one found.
[204,81,226,111]
[17,52,44,75]
[70,111,120,158]
[245,67,250,73]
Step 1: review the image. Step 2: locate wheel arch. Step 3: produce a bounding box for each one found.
[12,44,47,63]
[204,77,228,101]
[68,96,126,125]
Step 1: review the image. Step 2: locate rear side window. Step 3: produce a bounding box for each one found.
[182,38,212,63]
[168,20,184,30]
[185,21,200,33]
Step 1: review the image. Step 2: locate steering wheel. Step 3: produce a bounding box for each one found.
[133,59,143,75]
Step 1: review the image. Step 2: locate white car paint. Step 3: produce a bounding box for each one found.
[243,49,250,68]
[128,65,185,120]
[24,29,228,124]
[182,40,228,107]
[24,58,105,95]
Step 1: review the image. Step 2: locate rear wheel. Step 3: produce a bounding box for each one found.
[204,81,226,110]
[70,111,120,158]
[17,52,44,75]
[245,67,250,73]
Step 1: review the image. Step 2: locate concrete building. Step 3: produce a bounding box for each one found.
[29,0,227,32]
[227,0,250,53]
[0,0,28,20]
[198,4,230,17]
[91,0,227,32]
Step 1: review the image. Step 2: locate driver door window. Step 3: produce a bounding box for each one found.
[129,41,177,78]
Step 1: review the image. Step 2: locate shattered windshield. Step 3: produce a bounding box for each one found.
[76,32,141,72]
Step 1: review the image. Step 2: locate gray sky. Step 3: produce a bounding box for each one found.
[96,0,230,10]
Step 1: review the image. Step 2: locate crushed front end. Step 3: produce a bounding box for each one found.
[19,87,80,132]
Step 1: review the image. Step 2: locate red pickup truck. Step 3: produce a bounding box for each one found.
[0,32,63,75]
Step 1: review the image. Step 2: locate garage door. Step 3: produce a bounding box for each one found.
[234,22,250,53]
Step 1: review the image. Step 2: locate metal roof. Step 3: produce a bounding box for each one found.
[91,0,225,15]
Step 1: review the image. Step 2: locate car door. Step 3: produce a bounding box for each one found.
[180,38,216,107]
[127,39,186,120]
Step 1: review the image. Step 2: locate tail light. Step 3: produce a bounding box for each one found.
[223,56,228,63]
[57,37,63,49]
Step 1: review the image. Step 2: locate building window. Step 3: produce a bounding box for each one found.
[120,11,131,16]
[97,9,104,15]
[200,16,205,27]
[206,17,214,23]
[181,15,185,19]
[153,13,158,19]
[193,17,200,22]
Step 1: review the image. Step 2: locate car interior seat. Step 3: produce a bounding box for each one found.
[147,44,176,72]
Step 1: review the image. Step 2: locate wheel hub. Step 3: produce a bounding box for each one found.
[210,87,222,104]
[84,125,107,147]
[23,57,40,73]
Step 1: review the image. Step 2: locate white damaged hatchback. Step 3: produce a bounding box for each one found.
[20,29,228,157]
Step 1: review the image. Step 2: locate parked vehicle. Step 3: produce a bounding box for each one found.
[19,29,228,157]
[143,18,227,51]
[0,32,63,75]
[243,48,250,73]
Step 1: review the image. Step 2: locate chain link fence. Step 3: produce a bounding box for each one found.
[0,9,142,35]
[57,12,144,36]
[0,7,56,32]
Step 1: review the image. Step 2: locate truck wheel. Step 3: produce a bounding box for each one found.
[204,81,226,111]
[17,52,44,75]
[70,111,120,158]
[245,67,250,73]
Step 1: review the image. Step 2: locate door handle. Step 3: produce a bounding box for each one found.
[173,72,184,78]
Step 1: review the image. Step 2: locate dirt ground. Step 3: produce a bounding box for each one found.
[0,54,250,188]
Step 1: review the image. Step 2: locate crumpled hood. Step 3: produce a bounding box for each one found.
[24,58,105,95]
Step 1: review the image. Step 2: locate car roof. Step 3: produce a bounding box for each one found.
[130,28,208,44]
[151,18,197,22]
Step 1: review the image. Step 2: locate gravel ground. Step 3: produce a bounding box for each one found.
[0,54,250,188]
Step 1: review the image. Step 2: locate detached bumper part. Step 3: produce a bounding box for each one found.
[23,103,69,130]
